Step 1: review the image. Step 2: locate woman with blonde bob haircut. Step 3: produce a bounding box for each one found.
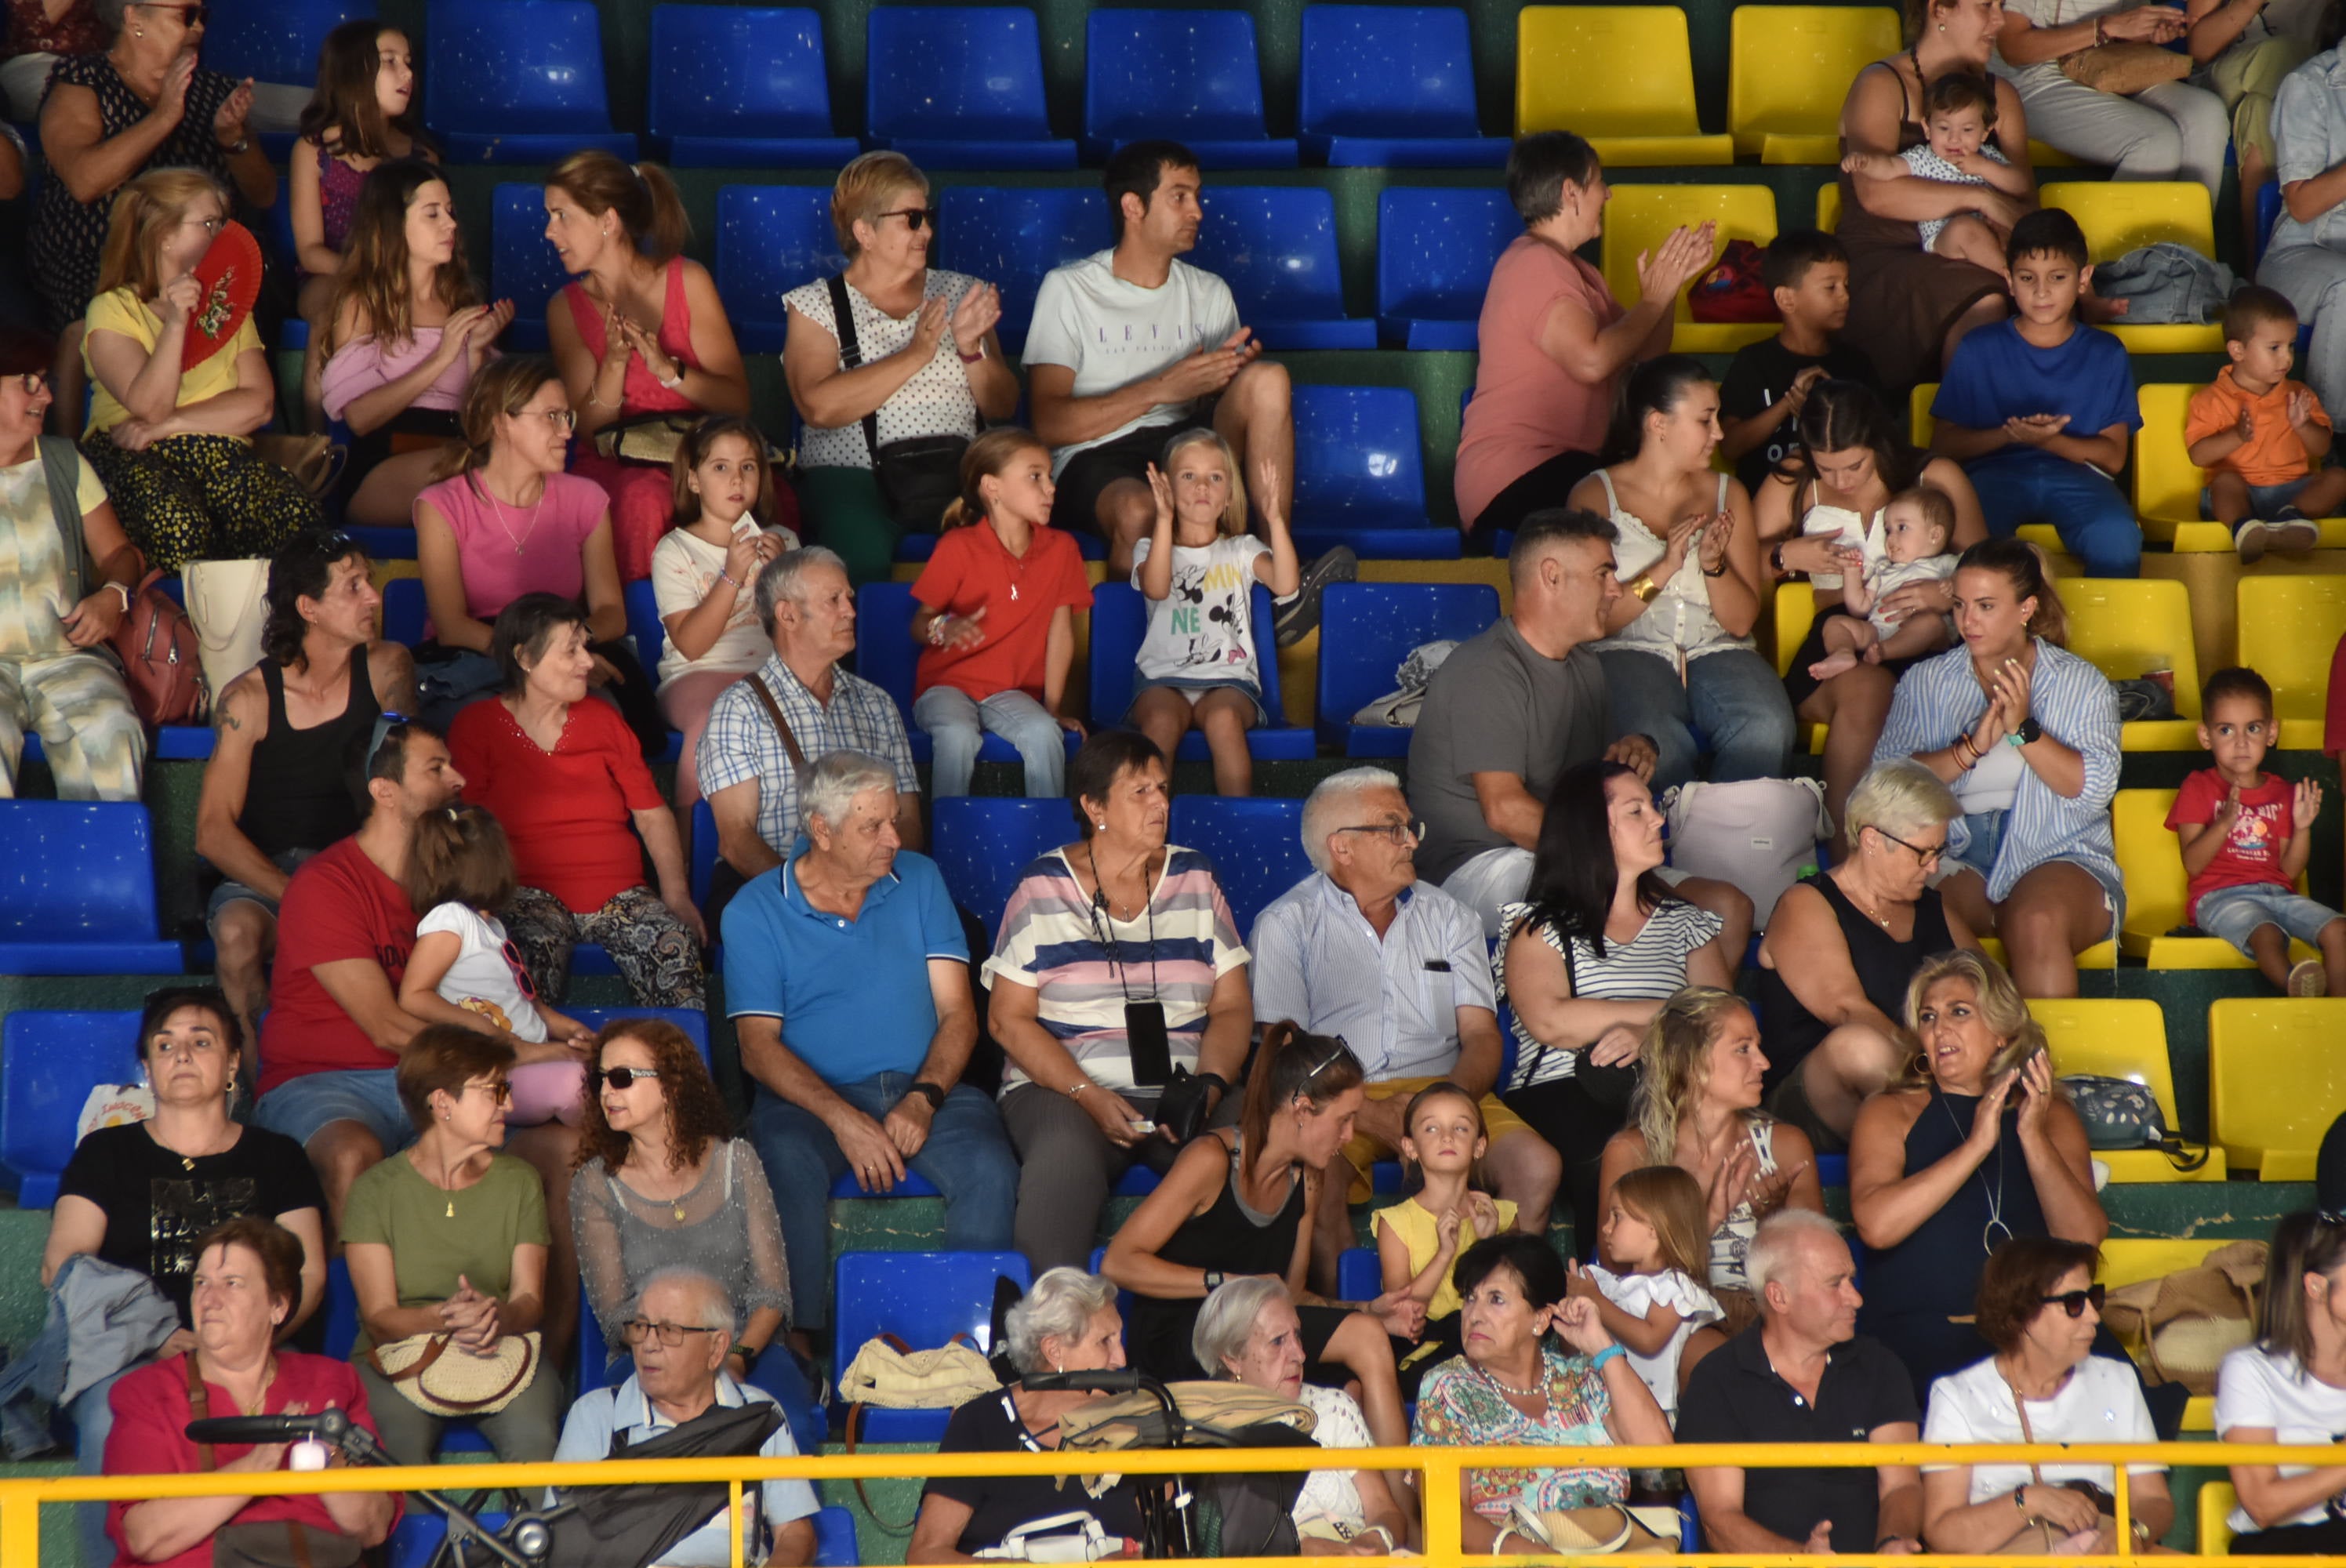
[80,168,321,572]
[1597,987,1825,1323]
[1848,949,2107,1402]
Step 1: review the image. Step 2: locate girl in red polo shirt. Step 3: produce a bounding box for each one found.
[909,427,1092,798]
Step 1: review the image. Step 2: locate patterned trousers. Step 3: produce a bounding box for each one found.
[79,430,322,574]
[503,884,706,1009]
[0,652,144,800]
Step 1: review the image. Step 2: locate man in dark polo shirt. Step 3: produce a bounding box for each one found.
[1678,1210,1924,1555]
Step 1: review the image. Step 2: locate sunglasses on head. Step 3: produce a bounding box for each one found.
[600,1066,660,1091]
[2042,1283,2107,1319]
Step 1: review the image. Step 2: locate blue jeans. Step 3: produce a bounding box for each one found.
[1966,449,2142,578]
[1597,646,1798,794]
[912,686,1068,800]
[747,1073,1019,1330]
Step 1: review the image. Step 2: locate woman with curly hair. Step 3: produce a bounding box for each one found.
[568,1018,818,1451]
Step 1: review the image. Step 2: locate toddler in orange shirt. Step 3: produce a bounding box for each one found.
[2186,285,2346,562]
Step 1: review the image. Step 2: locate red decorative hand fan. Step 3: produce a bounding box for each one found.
[181,220,263,371]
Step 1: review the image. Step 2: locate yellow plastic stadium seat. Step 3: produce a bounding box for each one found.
[2199,1483,2237,1555]
[2027,997,2225,1181]
[1773,581,1828,753]
[1728,6,1900,164]
[2114,787,2318,969]
[1601,185,1778,353]
[2098,1241,2228,1430]
[2209,996,2346,1179]
[1975,935,2115,971]
[2042,182,2225,354]
[2236,575,2346,728]
[1516,8,1734,165]
[1911,383,1935,447]
[2063,579,2203,750]
[1817,183,1841,234]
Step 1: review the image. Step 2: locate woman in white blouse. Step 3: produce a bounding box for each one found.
[2219,1210,2346,1553]
[1565,354,1796,794]
[783,151,1020,583]
[1920,1236,2172,1555]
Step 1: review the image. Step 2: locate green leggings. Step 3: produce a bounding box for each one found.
[795,466,903,586]
[2206,34,2312,165]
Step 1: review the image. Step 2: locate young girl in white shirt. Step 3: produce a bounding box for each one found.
[399,803,594,1124]
[1133,428,1298,796]
[1570,1163,1725,1420]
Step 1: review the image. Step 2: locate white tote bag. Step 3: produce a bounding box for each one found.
[1661,778,1832,930]
[182,557,272,700]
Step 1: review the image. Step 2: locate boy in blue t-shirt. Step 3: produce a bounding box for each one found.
[1928,209,2143,577]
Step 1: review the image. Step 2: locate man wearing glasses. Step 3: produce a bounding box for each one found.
[1251,767,1561,1291]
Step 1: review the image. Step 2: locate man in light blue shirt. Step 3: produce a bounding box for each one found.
[1251,768,1560,1287]
[551,1269,819,1566]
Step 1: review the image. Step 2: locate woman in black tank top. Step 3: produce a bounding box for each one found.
[1101,1026,1414,1448]
[1757,760,1980,1149]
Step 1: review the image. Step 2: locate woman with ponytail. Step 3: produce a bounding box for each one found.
[543,152,772,581]
[1102,1024,1417,1449]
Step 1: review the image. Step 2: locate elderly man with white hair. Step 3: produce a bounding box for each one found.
[550,1266,819,1566]
[728,748,1018,1341]
[1676,1209,1924,1557]
[1252,766,1561,1285]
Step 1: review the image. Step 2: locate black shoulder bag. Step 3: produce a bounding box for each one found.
[827,274,972,532]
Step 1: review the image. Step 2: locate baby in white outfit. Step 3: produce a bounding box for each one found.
[1807,485,1961,681]
[1842,69,2033,278]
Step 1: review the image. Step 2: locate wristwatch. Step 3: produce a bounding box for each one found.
[907,1080,946,1111]
[1203,1270,1226,1292]
[2007,717,2043,748]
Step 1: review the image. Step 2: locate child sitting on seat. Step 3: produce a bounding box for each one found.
[1716,230,1879,499]
[1842,71,2033,279]
[2184,285,2345,563]
[1806,485,1961,681]
[1567,1164,1724,1421]
[1372,1081,1517,1396]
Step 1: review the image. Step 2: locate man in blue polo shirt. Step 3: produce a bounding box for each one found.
[724,749,1019,1341]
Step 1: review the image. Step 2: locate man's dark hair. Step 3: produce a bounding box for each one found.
[2202,665,2275,717]
[349,714,441,816]
[2005,207,2088,270]
[262,531,369,671]
[1505,130,1601,227]
[1104,140,1199,244]
[1761,229,1848,296]
[2222,283,2298,346]
[1506,507,1618,585]
[492,592,593,698]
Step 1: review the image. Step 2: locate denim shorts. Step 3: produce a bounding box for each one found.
[2200,475,2313,519]
[252,1069,415,1153]
[202,847,316,931]
[1945,809,2008,882]
[2195,884,2346,955]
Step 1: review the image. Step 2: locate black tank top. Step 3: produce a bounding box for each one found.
[1757,870,1955,1095]
[1128,1135,1303,1381]
[1858,1088,2048,1327]
[236,657,378,858]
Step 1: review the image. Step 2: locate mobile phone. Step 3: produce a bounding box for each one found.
[1125,1000,1173,1087]
[1128,1120,1157,1134]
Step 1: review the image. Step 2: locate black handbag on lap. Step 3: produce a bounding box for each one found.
[826,274,971,532]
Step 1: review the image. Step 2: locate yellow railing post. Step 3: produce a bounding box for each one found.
[0,1477,36,1566]
[2113,1461,2134,1559]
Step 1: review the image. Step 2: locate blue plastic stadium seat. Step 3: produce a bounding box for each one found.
[833,1251,1030,1439]
[690,798,719,909]
[1375,187,1516,349]
[492,182,570,352]
[0,1010,140,1206]
[854,580,1081,772]
[423,0,637,164]
[202,0,372,162]
[2257,178,2283,270]
[1300,6,1507,168]
[1188,187,1372,350]
[345,526,417,561]
[568,1007,711,1063]
[648,5,860,169]
[1088,583,1313,761]
[716,184,841,354]
[931,795,1071,927]
[381,576,424,647]
[1168,795,1308,936]
[20,725,212,765]
[1290,385,1456,560]
[864,8,1075,171]
[812,1506,861,1566]
[1335,1247,1381,1301]
[387,1508,510,1568]
[1315,582,1499,753]
[936,187,1110,358]
[0,804,182,975]
[1083,11,1298,168]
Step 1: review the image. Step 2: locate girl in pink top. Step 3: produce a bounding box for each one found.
[1454,133,1714,548]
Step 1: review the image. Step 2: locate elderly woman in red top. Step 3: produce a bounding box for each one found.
[448,593,706,1008]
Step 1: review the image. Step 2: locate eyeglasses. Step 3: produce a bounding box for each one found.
[599,1066,660,1091]
[518,406,578,431]
[138,2,210,23]
[464,1080,514,1106]
[8,373,48,397]
[621,1319,723,1348]
[1871,826,1946,867]
[877,206,938,231]
[2041,1283,2107,1319]
[1333,821,1425,847]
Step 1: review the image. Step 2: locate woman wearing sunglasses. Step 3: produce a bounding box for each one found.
[1919,1236,2172,1555]
[783,151,1017,583]
[568,1018,820,1454]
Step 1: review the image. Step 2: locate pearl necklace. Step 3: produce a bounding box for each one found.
[1474,1357,1543,1400]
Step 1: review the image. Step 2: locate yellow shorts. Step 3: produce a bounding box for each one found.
[1341,1076,1532,1203]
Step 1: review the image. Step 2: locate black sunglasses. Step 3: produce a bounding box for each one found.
[2042,1283,2107,1319]
[600,1066,661,1091]
[877,205,938,231]
[140,2,210,21]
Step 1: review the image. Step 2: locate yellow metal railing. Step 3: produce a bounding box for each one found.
[25,1440,2342,1566]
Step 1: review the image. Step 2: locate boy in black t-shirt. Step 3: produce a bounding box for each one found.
[1718,230,1879,497]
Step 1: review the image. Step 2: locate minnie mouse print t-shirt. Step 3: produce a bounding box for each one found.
[1131,534,1271,688]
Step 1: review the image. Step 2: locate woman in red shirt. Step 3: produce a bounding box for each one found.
[449,593,707,1007]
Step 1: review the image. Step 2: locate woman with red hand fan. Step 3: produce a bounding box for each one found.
[79,168,321,573]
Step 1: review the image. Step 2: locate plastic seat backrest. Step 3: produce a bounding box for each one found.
[2097,1236,2229,1289]
[831,1250,1031,1385]
[2237,575,2346,724]
[1375,187,1517,324]
[2132,384,2202,521]
[866,8,1054,142]
[2210,998,2346,1167]
[852,581,920,718]
[650,5,837,140]
[1602,185,1778,328]
[2042,180,2217,261]
[2112,788,2188,934]
[812,1506,861,1567]
[1316,581,1501,736]
[624,578,666,681]
[1087,10,1271,143]
[2060,579,2201,718]
[381,577,424,647]
[931,796,1072,930]
[425,0,617,135]
[2199,1483,2237,1557]
[1517,6,1703,137]
[937,187,1111,358]
[1089,581,1290,728]
[0,1010,140,1197]
[1293,385,1429,527]
[1773,580,1817,678]
[0,803,162,942]
[1301,5,1483,138]
[1187,187,1347,324]
[202,0,372,88]
[493,183,574,321]
[568,1007,711,1063]
[2025,996,2179,1129]
[1727,6,1901,151]
[1168,795,1308,938]
[716,185,844,338]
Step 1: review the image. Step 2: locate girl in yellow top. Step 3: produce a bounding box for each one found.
[80,169,321,572]
[1373,1081,1517,1391]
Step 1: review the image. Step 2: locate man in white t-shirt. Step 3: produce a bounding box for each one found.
[1025,140,1305,591]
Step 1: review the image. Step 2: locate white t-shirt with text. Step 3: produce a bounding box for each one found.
[1022,252,1241,473]
[1131,533,1270,688]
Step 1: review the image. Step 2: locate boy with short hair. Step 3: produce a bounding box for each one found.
[1929,209,2144,578]
[2166,666,2344,996]
[2184,285,2344,563]
[1718,230,1879,497]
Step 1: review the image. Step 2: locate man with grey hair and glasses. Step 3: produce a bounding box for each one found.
[1677,1209,1924,1557]
[697,546,922,916]
[1251,766,1560,1288]
[550,1266,819,1566]
[726,749,1017,1347]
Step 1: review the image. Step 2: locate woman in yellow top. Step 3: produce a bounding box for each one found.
[79,168,321,573]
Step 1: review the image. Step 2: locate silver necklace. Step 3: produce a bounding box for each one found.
[1942,1089,2012,1254]
[487,480,547,557]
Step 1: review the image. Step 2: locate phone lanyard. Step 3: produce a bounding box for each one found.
[1084,845,1160,1001]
